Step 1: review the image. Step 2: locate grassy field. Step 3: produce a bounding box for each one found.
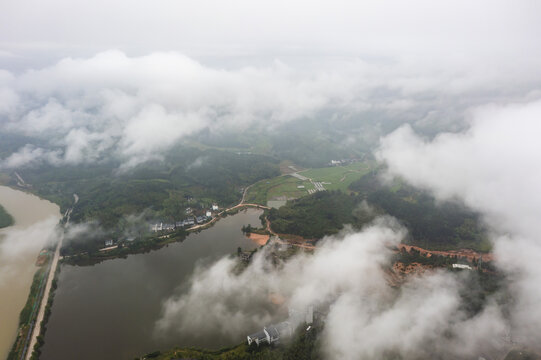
[245,176,311,205]
[298,162,372,192]
[245,162,372,205]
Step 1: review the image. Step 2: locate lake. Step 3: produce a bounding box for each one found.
[40,208,263,360]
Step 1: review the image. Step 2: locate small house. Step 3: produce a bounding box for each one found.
[452,264,473,270]
[247,322,292,346]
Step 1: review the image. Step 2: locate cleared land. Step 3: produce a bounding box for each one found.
[245,162,372,205]
[298,162,372,192]
[244,176,312,205]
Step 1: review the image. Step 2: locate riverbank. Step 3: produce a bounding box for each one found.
[6,249,55,360]
[39,209,264,360]
[0,186,61,359]
[24,227,64,360]
[8,207,71,360]
[65,203,270,266]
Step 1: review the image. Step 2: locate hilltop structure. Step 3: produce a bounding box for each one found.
[247,306,313,346]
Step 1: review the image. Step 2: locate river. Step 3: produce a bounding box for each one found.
[40,208,263,360]
[0,186,61,359]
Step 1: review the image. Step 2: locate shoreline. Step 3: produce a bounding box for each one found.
[23,225,65,360]
[0,185,61,360]
[66,203,270,266]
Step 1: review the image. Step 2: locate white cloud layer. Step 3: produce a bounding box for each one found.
[1,48,541,170]
[154,99,541,358]
[0,216,59,285]
[155,219,509,359]
[0,2,540,169]
[378,99,541,348]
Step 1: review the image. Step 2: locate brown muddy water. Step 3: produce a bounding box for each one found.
[40,209,263,360]
[0,186,61,359]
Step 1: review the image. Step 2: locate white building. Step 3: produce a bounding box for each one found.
[452,263,473,270]
[247,322,292,346]
[212,204,219,211]
[206,210,212,217]
[247,306,313,346]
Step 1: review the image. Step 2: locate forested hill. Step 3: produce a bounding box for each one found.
[268,173,489,251]
[350,172,490,251]
[267,191,359,239]
[14,147,280,228]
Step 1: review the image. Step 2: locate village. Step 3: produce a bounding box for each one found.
[149,204,219,233]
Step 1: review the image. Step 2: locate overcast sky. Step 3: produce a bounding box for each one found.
[1,0,541,71]
[0,0,540,169]
[1,0,541,169]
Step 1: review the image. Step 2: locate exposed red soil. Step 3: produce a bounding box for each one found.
[265,218,316,249]
[269,293,286,305]
[385,261,435,287]
[35,253,49,266]
[396,244,494,262]
[247,233,270,246]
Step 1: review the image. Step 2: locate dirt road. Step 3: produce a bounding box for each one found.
[397,244,493,262]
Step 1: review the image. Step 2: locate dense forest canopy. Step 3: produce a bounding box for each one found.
[268,172,488,251]
[12,146,279,228]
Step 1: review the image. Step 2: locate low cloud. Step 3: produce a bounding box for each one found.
[186,156,209,171]
[378,99,541,348]
[1,144,62,168]
[2,50,540,170]
[155,218,508,359]
[0,216,59,285]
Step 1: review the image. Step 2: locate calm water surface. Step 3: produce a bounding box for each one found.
[41,209,262,360]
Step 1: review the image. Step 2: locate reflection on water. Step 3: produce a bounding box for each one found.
[40,209,262,360]
[0,186,61,359]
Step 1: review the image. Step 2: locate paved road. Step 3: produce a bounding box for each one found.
[187,203,270,232]
[24,232,63,360]
[24,207,71,360]
[240,184,253,203]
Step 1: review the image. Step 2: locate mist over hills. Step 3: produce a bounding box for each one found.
[1,1,541,359]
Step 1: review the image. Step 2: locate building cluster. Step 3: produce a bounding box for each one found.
[307,181,326,194]
[150,204,218,232]
[247,306,313,347]
[150,216,205,232]
[328,158,361,166]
